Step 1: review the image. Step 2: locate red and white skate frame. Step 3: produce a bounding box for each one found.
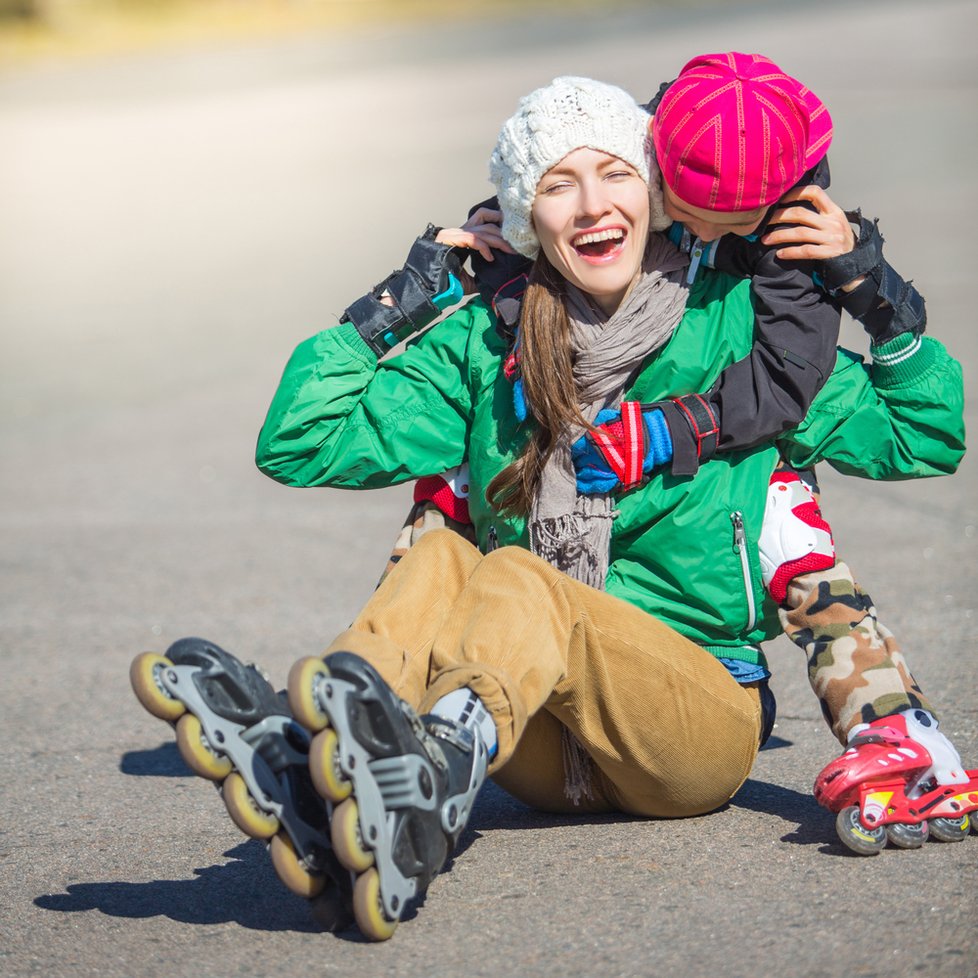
[836,771,978,855]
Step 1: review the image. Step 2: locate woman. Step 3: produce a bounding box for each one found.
[131,77,971,941]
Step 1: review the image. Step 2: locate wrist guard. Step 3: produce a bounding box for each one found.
[819,211,927,343]
[341,225,464,357]
[656,393,720,476]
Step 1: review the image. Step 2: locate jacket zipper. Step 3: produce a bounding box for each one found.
[730,511,757,632]
[486,524,498,553]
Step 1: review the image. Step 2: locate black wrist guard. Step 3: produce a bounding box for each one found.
[820,211,927,343]
[341,224,464,357]
[656,393,720,477]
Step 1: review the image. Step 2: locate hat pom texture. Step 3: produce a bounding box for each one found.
[490,76,671,259]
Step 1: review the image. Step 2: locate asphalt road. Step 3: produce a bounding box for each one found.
[2,1,977,976]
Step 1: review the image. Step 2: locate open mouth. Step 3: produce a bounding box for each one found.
[571,227,626,263]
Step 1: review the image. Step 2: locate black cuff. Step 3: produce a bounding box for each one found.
[658,395,720,477]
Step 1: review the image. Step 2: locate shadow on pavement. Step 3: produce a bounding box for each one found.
[759,734,793,751]
[33,840,322,932]
[119,742,193,777]
[731,778,832,847]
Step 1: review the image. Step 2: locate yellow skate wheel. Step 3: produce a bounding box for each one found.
[287,657,331,732]
[175,713,233,781]
[130,653,186,722]
[269,832,326,898]
[309,728,352,803]
[332,798,374,872]
[222,771,280,839]
[353,867,398,942]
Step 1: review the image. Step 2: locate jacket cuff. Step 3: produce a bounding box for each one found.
[870,333,938,387]
[333,320,380,365]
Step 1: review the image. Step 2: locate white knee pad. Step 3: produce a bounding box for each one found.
[758,471,834,603]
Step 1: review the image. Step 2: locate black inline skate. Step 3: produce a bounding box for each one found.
[130,638,351,925]
[286,651,489,940]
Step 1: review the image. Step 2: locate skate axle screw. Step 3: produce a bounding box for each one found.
[391,896,399,912]
[167,671,179,684]
[348,755,356,769]
[369,825,378,841]
[215,730,225,744]
[325,684,333,699]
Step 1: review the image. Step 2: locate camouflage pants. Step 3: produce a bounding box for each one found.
[781,564,933,743]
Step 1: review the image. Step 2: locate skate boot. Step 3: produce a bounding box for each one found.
[130,637,351,923]
[814,709,978,855]
[286,651,489,940]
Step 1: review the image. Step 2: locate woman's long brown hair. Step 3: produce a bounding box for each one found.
[485,253,589,516]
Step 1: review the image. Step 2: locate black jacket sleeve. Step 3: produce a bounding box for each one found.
[661,243,842,476]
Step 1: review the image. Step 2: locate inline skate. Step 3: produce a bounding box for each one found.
[130,637,351,924]
[814,709,978,855]
[287,651,489,940]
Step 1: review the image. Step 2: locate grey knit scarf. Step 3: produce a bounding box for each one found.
[529,234,689,588]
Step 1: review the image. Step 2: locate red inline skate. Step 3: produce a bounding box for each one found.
[814,710,978,854]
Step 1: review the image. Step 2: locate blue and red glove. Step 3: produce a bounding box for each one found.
[571,402,672,495]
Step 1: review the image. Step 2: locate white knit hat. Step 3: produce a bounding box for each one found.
[489,76,671,259]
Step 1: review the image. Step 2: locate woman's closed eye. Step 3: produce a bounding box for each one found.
[539,179,574,196]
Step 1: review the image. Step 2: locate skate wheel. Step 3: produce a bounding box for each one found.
[174,713,233,781]
[885,820,929,849]
[222,771,280,839]
[269,832,326,899]
[287,657,331,732]
[353,867,398,942]
[929,814,970,843]
[309,728,352,803]
[836,806,886,855]
[332,798,374,873]
[130,653,186,722]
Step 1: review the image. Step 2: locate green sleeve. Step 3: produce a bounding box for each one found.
[778,334,965,479]
[255,304,485,489]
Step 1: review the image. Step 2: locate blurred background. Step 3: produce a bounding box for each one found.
[2,2,976,975]
[0,0,707,63]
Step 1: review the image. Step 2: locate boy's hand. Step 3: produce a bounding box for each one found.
[761,186,863,289]
[436,207,515,263]
[571,404,673,495]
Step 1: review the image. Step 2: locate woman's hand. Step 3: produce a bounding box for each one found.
[761,186,865,292]
[436,207,515,263]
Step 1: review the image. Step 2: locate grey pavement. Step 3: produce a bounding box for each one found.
[1,1,977,976]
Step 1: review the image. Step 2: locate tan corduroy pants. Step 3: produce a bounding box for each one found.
[326,529,762,818]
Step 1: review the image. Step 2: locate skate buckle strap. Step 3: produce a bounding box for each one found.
[670,393,719,462]
[589,400,646,490]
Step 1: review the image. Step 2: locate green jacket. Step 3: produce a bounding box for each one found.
[256,270,965,664]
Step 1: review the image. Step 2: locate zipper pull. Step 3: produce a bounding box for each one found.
[687,236,704,285]
[732,511,746,550]
[486,524,498,553]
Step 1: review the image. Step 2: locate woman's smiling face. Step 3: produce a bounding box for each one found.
[531,147,650,316]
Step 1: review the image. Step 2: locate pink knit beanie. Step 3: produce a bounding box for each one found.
[651,52,833,212]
